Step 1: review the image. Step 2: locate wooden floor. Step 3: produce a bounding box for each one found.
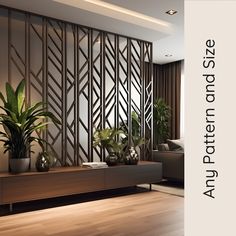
[0,188,184,236]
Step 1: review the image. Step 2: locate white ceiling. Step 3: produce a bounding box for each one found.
[0,0,184,64]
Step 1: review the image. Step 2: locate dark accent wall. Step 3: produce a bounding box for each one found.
[0,6,153,166]
[152,61,181,145]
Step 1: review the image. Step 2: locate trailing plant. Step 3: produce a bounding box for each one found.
[153,98,171,145]
[0,79,60,159]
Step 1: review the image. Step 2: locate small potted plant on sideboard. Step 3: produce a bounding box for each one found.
[120,111,146,165]
[0,79,60,173]
[93,127,127,166]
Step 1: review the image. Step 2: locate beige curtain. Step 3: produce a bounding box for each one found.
[153,60,182,141]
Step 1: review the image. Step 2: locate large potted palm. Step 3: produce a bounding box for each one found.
[0,79,60,173]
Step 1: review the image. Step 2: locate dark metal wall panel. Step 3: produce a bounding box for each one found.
[91,30,103,161]
[104,33,116,130]
[0,6,153,165]
[65,23,76,165]
[118,37,128,131]
[143,42,153,159]
[28,15,44,159]
[130,39,142,156]
[9,11,26,86]
[29,15,43,104]
[46,19,64,165]
[78,26,89,163]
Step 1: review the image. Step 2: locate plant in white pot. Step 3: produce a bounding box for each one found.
[0,79,60,173]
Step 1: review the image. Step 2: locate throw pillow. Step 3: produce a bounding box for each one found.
[167,139,184,151]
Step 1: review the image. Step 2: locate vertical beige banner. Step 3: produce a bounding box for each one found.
[185,1,236,235]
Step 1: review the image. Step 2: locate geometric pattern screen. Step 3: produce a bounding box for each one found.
[0,7,153,165]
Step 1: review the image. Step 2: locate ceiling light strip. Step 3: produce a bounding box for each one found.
[84,0,170,27]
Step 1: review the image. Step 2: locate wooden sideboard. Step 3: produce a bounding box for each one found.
[0,161,162,211]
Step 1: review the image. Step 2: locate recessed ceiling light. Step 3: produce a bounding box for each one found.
[166,9,177,15]
[165,54,173,57]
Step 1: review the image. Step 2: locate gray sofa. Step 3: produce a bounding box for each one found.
[152,140,184,182]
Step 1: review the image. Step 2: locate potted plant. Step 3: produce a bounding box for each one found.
[93,127,127,166]
[153,98,171,148]
[120,111,146,164]
[130,111,146,150]
[0,79,60,173]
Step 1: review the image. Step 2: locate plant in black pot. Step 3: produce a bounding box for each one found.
[93,127,127,166]
[153,98,171,149]
[120,111,146,165]
[0,79,60,173]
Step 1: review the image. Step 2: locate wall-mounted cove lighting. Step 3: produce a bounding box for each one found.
[166,9,177,15]
[53,0,172,33]
[165,54,173,57]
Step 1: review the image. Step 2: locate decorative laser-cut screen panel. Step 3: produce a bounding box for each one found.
[0,7,153,165]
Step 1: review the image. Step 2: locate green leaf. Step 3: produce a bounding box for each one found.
[34,111,61,124]
[0,105,18,122]
[93,127,127,155]
[0,91,6,105]
[153,98,171,144]
[33,122,49,131]
[132,137,145,147]
[27,102,43,116]
[15,79,25,114]
[6,82,18,115]
[131,111,140,137]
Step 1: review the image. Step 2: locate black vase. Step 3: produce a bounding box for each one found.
[35,152,50,172]
[105,153,118,166]
[124,147,139,165]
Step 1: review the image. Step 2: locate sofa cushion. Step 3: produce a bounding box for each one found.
[167,139,184,151]
[152,150,184,181]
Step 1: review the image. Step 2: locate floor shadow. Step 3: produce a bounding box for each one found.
[156,179,184,189]
[0,186,149,216]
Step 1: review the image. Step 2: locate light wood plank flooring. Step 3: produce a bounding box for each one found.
[0,189,183,236]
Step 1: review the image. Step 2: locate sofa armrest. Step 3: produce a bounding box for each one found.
[152,150,184,181]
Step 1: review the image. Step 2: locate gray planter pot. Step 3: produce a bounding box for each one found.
[9,158,30,173]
